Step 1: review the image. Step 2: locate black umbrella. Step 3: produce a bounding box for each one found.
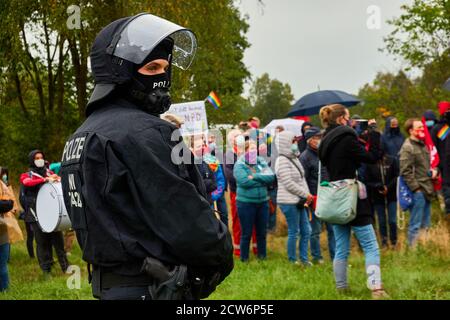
[288,90,362,117]
[444,77,450,91]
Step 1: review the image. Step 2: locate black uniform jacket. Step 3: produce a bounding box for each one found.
[60,98,233,279]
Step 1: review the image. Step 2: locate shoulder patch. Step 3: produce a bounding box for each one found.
[61,133,88,166]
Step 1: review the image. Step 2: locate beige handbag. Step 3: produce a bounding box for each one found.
[0,182,24,243]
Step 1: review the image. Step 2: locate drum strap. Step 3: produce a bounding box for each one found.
[29,207,38,221]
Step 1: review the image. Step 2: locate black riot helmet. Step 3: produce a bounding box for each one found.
[87,13,197,116]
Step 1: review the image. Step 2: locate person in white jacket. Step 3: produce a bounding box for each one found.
[274,130,313,265]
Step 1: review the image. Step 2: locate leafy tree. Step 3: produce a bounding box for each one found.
[383,0,450,69]
[247,73,294,126]
[0,0,250,177]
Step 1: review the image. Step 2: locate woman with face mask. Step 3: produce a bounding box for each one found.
[318,104,388,299]
[233,140,275,262]
[275,130,314,266]
[20,150,69,276]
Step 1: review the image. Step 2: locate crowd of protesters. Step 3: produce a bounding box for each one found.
[168,101,450,298]
[1,102,450,297]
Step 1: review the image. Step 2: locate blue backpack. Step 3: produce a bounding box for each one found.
[397,176,414,211]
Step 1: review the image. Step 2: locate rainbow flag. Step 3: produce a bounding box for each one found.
[437,124,449,141]
[206,91,221,109]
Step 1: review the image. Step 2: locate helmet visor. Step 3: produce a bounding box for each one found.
[112,14,197,70]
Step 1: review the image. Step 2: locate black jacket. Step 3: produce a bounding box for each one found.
[364,158,399,204]
[60,98,233,283]
[299,146,329,196]
[223,150,238,193]
[432,119,450,185]
[318,125,382,226]
[195,161,217,204]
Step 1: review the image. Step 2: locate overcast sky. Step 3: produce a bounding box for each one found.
[237,0,413,101]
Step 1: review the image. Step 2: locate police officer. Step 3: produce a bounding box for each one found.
[60,13,233,300]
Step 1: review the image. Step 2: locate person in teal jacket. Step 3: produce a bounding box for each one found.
[233,139,275,262]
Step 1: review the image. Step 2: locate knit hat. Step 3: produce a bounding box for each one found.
[423,109,437,121]
[304,127,322,141]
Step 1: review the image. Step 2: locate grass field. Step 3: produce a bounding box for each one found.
[1,209,449,300]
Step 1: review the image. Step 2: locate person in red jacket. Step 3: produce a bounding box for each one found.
[20,150,69,276]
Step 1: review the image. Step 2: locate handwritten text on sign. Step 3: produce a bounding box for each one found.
[166,101,208,136]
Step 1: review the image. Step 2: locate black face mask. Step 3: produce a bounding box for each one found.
[128,71,172,115]
[390,127,400,135]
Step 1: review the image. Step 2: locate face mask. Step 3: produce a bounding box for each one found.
[2,175,7,184]
[250,120,259,129]
[245,150,257,164]
[425,120,435,128]
[128,72,172,115]
[34,159,45,168]
[291,143,299,154]
[390,127,400,134]
[208,143,216,152]
[415,129,426,141]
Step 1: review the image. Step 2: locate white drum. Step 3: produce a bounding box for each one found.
[36,182,72,233]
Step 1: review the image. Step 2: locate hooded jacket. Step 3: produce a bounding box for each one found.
[381,117,405,162]
[19,150,54,223]
[318,125,381,226]
[274,131,310,204]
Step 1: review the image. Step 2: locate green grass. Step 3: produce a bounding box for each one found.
[1,224,449,300]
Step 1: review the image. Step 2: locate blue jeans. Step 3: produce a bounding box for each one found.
[215,194,229,228]
[310,212,335,261]
[408,192,431,246]
[333,224,381,289]
[0,243,10,292]
[236,201,269,261]
[374,201,397,246]
[267,189,278,231]
[279,204,312,263]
